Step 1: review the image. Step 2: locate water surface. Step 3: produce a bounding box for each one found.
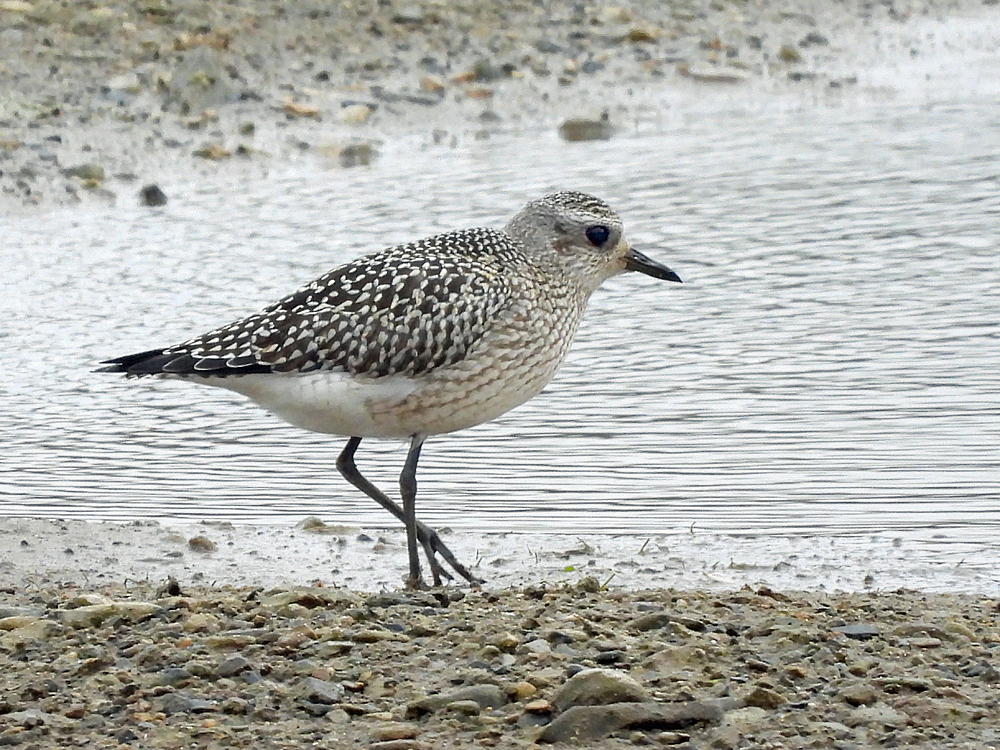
[2,18,998,564]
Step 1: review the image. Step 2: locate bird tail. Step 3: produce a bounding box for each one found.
[96,349,169,376]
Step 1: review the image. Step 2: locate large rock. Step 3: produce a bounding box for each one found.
[551,668,649,711]
[539,700,736,743]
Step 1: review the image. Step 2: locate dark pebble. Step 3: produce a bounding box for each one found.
[831,623,880,640]
[216,655,251,678]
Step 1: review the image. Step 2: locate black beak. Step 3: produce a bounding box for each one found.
[624,247,682,283]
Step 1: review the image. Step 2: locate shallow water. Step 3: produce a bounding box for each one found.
[2,18,999,563]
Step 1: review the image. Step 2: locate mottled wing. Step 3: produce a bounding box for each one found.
[101,228,520,379]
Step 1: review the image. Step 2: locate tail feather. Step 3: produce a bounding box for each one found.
[97,348,170,375]
[98,348,274,376]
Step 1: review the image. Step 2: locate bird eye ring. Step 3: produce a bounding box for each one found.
[585,225,610,247]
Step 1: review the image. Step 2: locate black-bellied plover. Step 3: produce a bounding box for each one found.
[101,192,681,588]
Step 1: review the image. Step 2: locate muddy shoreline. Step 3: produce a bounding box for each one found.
[2,519,998,747]
[2,0,989,208]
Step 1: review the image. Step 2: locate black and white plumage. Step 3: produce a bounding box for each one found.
[101,191,681,587]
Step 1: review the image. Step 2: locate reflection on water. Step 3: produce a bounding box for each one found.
[2,20,999,545]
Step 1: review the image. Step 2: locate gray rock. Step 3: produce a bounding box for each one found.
[157,667,192,686]
[839,681,878,706]
[845,704,908,728]
[302,676,346,704]
[216,655,250,678]
[407,684,506,717]
[552,668,649,711]
[539,700,735,743]
[800,32,829,46]
[158,692,216,715]
[831,623,880,640]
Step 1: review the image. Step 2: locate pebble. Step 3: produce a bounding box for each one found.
[188,535,216,552]
[370,722,419,741]
[839,681,879,706]
[139,183,168,206]
[407,684,506,717]
[831,622,880,640]
[558,111,614,142]
[552,667,650,710]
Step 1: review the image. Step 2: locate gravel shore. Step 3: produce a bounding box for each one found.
[1,520,998,748]
[2,576,998,749]
[2,0,990,208]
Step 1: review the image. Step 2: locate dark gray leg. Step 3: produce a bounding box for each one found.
[400,434,425,588]
[335,437,480,586]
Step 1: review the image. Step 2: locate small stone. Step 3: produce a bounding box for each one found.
[369,741,431,750]
[64,163,105,181]
[221,697,250,715]
[183,612,221,633]
[420,76,446,93]
[523,638,551,654]
[60,601,160,628]
[188,535,215,552]
[831,623,880,640]
[558,112,613,142]
[845,704,908,728]
[282,99,320,119]
[139,184,168,206]
[339,103,373,124]
[742,685,786,709]
[338,142,378,168]
[627,24,660,42]
[778,45,802,63]
[407,684,506,718]
[370,723,419,742]
[446,699,481,715]
[524,699,552,714]
[302,676,346,705]
[193,144,230,160]
[216,655,250,678]
[0,615,40,631]
[391,5,425,24]
[594,650,625,664]
[800,32,829,46]
[158,692,216,715]
[840,682,879,706]
[513,681,537,700]
[676,64,749,84]
[106,72,141,94]
[552,668,649,710]
[158,667,192,686]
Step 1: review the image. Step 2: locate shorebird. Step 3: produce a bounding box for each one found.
[100,191,681,587]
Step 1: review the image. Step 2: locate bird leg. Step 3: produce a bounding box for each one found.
[336,437,480,586]
[399,435,425,588]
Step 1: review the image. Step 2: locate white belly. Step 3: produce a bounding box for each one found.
[205,371,421,438]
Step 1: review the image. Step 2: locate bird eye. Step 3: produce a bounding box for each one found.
[585,225,610,247]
